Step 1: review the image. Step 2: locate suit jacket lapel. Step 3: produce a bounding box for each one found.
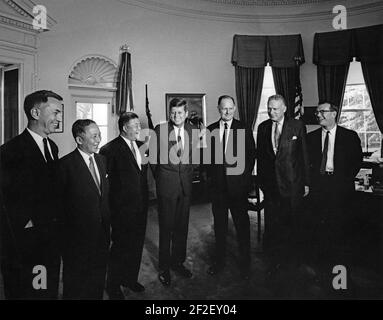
[316,129,322,158]
[94,153,107,196]
[118,136,141,172]
[333,126,343,172]
[47,137,59,160]
[276,118,289,158]
[264,120,275,158]
[167,122,177,156]
[74,149,101,196]
[23,129,49,165]
[228,119,239,156]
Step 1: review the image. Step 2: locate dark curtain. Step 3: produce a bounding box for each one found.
[271,67,296,118]
[361,62,383,133]
[116,50,134,114]
[314,24,383,121]
[232,34,305,127]
[235,66,265,129]
[313,29,353,119]
[356,25,383,135]
[317,64,350,119]
[4,69,19,143]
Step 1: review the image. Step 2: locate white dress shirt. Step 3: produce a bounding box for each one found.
[77,148,101,183]
[322,125,337,172]
[121,136,142,169]
[27,128,53,162]
[173,125,185,150]
[219,119,233,152]
[271,117,284,154]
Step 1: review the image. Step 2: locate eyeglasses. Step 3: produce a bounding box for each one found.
[314,110,333,116]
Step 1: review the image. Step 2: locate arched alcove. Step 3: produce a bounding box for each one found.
[68,55,118,90]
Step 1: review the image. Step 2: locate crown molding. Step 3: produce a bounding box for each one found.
[0,0,57,32]
[200,0,333,6]
[116,0,383,23]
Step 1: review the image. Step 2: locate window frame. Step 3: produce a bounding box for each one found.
[72,94,116,148]
[340,82,381,152]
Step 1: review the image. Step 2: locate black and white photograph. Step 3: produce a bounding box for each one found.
[0,0,382,307]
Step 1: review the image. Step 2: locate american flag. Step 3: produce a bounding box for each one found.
[294,56,304,119]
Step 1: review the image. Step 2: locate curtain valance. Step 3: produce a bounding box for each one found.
[313,24,383,65]
[232,34,305,68]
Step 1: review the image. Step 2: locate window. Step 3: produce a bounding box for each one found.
[76,102,110,148]
[253,65,276,135]
[253,65,276,174]
[339,61,382,153]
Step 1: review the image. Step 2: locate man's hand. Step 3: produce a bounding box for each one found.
[303,185,309,197]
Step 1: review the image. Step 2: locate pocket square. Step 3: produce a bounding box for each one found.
[292,136,298,140]
[24,220,34,229]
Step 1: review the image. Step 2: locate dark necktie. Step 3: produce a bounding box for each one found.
[89,156,101,194]
[222,122,228,161]
[274,122,281,152]
[320,131,330,175]
[177,129,183,158]
[43,138,53,163]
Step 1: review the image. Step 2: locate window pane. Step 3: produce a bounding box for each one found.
[366,110,379,132]
[93,103,108,126]
[357,132,366,150]
[76,103,92,119]
[98,126,108,149]
[339,111,364,131]
[367,132,381,151]
[340,61,382,152]
[254,66,275,131]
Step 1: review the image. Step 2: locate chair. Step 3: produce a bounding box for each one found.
[247,175,264,242]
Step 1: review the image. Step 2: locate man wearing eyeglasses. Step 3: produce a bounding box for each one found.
[307,102,362,274]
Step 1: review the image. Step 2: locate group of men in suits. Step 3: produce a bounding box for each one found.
[0,89,363,299]
[0,91,150,299]
[257,94,362,283]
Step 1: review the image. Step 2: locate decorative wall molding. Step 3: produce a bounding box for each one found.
[4,0,31,18]
[68,55,118,90]
[200,0,332,5]
[0,0,57,33]
[119,0,383,22]
[0,13,34,32]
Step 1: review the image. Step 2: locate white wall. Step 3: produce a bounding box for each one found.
[36,0,383,156]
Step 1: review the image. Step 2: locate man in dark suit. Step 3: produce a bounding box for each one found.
[0,90,63,299]
[152,98,199,286]
[257,94,310,271]
[100,112,148,299]
[205,95,256,278]
[59,119,110,300]
[307,102,362,267]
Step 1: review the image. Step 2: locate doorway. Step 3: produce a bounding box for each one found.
[0,64,20,144]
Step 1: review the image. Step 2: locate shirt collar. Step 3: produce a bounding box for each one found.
[173,125,184,133]
[77,147,94,164]
[220,119,233,129]
[322,124,337,135]
[27,127,45,144]
[121,135,136,148]
[272,117,284,127]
